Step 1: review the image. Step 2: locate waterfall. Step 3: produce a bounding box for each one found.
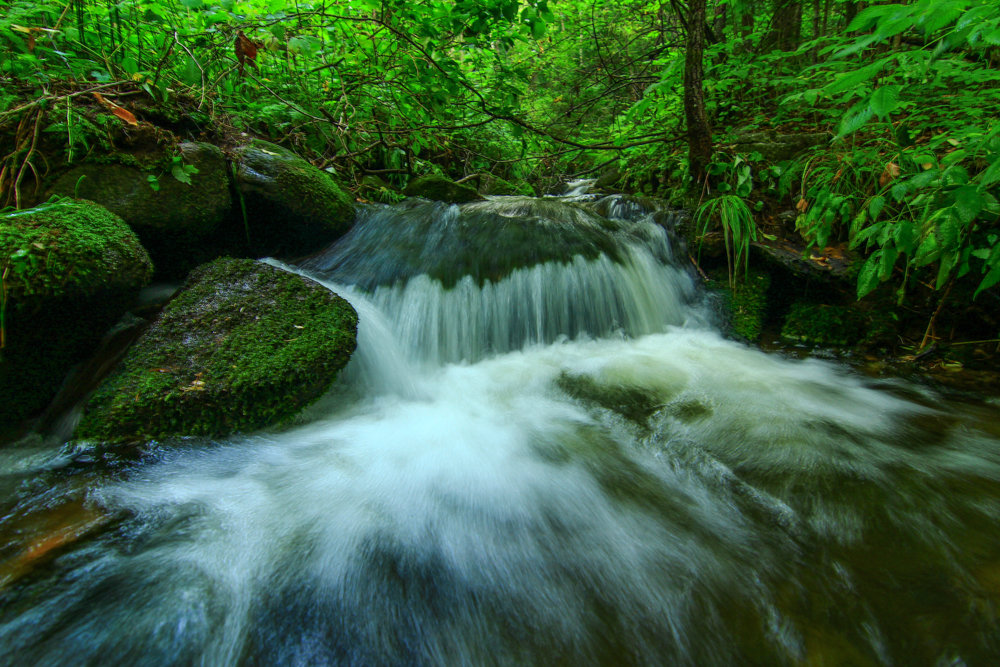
[2,195,1000,665]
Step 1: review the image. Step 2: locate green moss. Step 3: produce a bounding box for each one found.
[50,143,231,238]
[1,200,153,425]
[75,258,358,442]
[780,302,868,347]
[403,174,484,203]
[49,142,233,278]
[1,200,152,301]
[711,269,770,342]
[479,174,536,197]
[234,140,355,257]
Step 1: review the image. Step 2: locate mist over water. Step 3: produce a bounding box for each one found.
[2,196,1000,664]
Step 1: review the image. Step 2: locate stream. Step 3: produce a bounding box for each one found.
[2,194,1000,665]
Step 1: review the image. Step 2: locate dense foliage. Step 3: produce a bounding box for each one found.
[2,0,999,309]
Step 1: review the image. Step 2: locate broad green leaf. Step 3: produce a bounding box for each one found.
[894,221,918,252]
[868,195,886,219]
[978,155,1000,187]
[880,244,899,280]
[171,164,193,185]
[975,264,1000,297]
[953,186,984,223]
[869,86,901,118]
[838,103,874,138]
[857,252,882,298]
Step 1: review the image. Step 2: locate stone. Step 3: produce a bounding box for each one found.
[233,140,355,257]
[0,200,153,427]
[403,174,484,203]
[49,142,232,277]
[75,258,357,443]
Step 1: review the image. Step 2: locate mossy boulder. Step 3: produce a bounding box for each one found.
[477,174,536,197]
[403,174,485,203]
[711,269,771,343]
[0,200,153,427]
[50,142,232,277]
[779,303,870,347]
[233,140,355,257]
[75,258,357,442]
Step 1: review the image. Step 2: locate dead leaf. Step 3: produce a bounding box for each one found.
[92,92,139,126]
[110,106,139,126]
[235,30,262,76]
[796,198,809,212]
[879,162,901,187]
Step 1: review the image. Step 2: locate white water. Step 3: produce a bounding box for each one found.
[2,197,1000,664]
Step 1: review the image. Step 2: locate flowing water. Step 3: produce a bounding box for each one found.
[2,195,1000,665]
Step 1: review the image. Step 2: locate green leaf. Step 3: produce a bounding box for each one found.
[857,252,881,298]
[171,164,193,185]
[824,59,887,95]
[837,102,875,138]
[975,263,1000,298]
[914,232,941,266]
[870,85,901,118]
[880,244,899,280]
[869,196,886,219]
[978,156,1000,187]
[894,221,918,252]
[953,186,984,224]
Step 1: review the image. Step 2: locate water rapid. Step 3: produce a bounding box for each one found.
[2,196,1000,665]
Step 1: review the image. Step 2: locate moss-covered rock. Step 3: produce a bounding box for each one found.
[232,140,355,257]
[403,174,485,203]
[0,200,153,427]
[75,258,357,442]
[49,142,232,277]
[779,303,868,347]
[477,174,536,197]
[711,269,771,343]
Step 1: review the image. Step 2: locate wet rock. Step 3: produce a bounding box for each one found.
[233,140,356,257]
[709,269,771,343]
[476,173,535,197]
[781,303,863,346]
[403,174,484,203]
[75,258,357,443]
[0,200,153,427]
[49,142,232,277]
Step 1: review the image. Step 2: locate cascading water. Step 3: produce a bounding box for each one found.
[2,195,1000,665]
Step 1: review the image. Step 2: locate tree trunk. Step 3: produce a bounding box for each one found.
[684,0,712,187]
[766,0,803,52]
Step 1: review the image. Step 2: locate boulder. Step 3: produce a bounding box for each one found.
[476,174,535,197]
[0,200,153,428]
[49,142,232,277]
[233,140,355,257]
[75,258,357,442]
[403,174,484,203]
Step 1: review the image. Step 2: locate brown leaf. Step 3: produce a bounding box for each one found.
[110,106,139,126]
[879,162,901,187]
[796,198,809,212]
[92,92,139,126]
[235,30,262,76]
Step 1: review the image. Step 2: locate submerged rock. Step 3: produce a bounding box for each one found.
[233,140,355,257]
[306,197,659,289]
[0,200,153,428]
[49,142,232,277]
[403,174,484,203]
[75,258,357,442]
